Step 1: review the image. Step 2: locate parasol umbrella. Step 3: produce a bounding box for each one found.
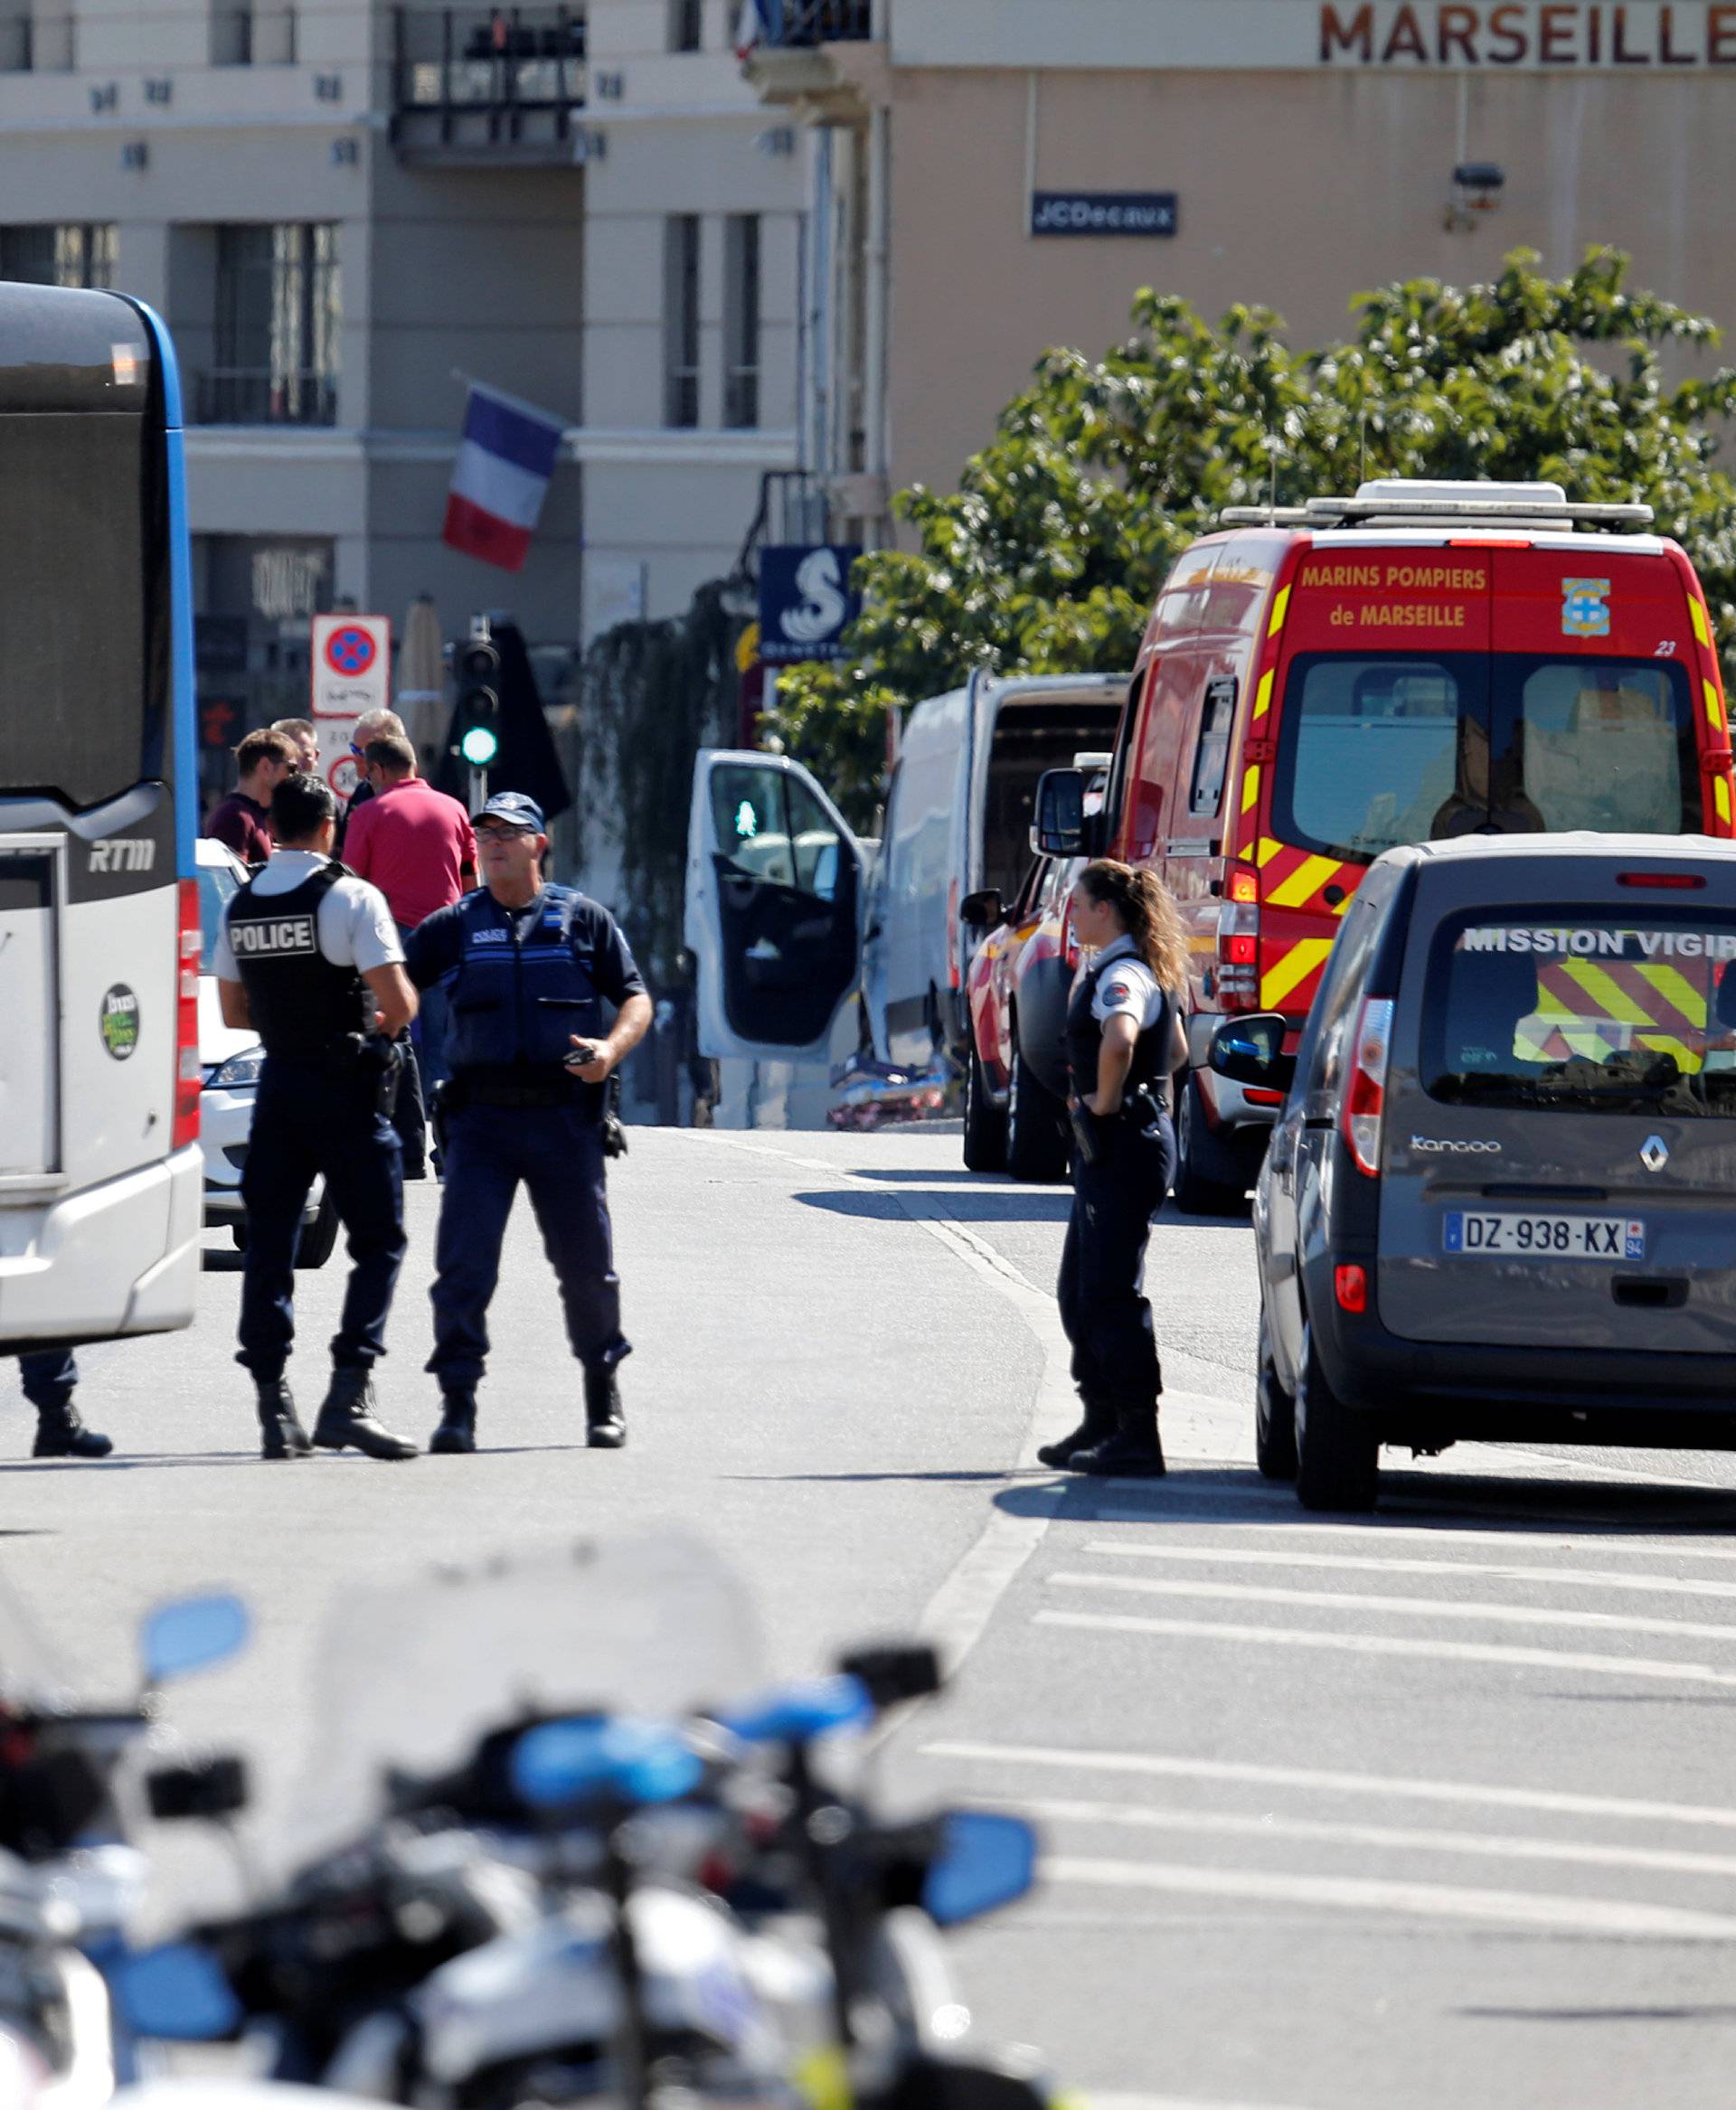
[398,592,448,762]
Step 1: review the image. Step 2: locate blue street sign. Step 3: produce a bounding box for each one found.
[760,544,863,666]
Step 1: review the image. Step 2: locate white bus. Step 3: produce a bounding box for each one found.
[0,282,203,1355]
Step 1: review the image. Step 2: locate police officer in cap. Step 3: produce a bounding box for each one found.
[404,791,653,1454]
[1039,859,1190,1480]
[215,773,421,1462]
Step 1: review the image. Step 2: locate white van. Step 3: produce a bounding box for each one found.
[684,674,1124,1107]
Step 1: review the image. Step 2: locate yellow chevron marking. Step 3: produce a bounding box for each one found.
[1559,958,1652,1024]
[1260,937,1334,1012]
[1266,853,1342,909]
[1705,678,1724,733]
[1241,764,1260,815]
[1257,836,1285,867]
[1691,596,1711,646]
[1267,586,1290,637]
[1636,963,1708,1025]
[1252,669,1274,720]
[1718,776,1732,827]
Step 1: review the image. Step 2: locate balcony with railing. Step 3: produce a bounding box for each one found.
[740,0,874,48]
[195,368,337,427]
[738,0,879,108]
[391,5,588,163]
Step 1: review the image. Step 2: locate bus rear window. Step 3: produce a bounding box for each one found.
[0,412,159,811]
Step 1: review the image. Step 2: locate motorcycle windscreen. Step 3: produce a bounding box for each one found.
[684,750,863,1062]
[277,1531,764,1873]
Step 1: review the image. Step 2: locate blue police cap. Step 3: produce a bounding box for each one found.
[472,790,546,834]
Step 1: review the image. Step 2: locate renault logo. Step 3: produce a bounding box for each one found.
[1640,1135,1670,1173]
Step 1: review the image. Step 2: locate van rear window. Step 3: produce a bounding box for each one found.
[1423,909,1736,1116]
[1274,655,1699,863]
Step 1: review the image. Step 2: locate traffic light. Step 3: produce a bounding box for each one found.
[454,630,501,769]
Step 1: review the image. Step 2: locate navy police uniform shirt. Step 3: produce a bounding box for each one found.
[404,883,646,1108]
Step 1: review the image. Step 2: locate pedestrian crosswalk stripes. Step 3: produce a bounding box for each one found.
[1082,1540,1736,1601]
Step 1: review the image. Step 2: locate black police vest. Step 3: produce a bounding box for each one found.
[1066,951,1173,1108]
[446,886,609,1075]
[227,863,370,1061]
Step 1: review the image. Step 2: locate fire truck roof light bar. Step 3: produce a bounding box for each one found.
[1221,496,1655,530]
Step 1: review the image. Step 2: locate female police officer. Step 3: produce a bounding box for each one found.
[1038,859,1189,1480]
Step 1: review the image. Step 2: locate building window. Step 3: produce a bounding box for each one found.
[0,224,116,288]
[663,214,701,429]
[723,214,760,429]
[205,223,340,426]
[669,0,703,51]
[212,7,299,67]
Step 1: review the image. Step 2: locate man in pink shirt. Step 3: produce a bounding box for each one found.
[345,735,477,1173]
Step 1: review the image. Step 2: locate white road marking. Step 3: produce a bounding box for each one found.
[1116,1517,1736,1563]
[1088,2096,1313,2110]
[994,1794,1736,1881]
[1048,1568,1736,1645]
[1085,1540,1736,1603]
[1043,1855,1736,1940]
[922,1736,1736,1832]
[1034,1606,1736,1689]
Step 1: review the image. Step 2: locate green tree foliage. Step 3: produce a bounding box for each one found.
[767,249,1736,824]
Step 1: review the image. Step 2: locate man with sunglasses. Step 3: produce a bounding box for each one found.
[402,793,653,1455]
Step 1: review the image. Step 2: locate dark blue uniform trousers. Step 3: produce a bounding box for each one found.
[17,1352,77,1410]
[237,1057,407,1383]
[428,1101,629,1388]
[1057,1114,1175,1414]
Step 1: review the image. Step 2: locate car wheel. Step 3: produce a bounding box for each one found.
[962,1043,1007,1173]
[294,1193,341,1270]
[1293,1317,1379,1512]
[1005,1027,1067,1182]
[1255,1307,1297,1482]
[1172,1070,1251,1218]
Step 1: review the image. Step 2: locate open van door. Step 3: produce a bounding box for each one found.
[684,749,865,1062]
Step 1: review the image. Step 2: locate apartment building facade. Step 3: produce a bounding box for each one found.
[0,0,812,763]
[745,0,1736,504]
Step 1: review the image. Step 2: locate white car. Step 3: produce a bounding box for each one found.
[194,838,336,1267]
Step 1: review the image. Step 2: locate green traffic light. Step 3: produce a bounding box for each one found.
[459,725,500,767]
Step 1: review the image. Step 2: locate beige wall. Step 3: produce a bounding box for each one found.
[885,61,1736,499]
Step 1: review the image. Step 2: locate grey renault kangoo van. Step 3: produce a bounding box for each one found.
[1212,834,1736,1511]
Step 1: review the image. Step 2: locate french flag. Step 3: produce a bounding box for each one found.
[442,383,566,574]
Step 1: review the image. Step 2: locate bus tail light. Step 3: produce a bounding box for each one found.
[1216,862,1260,1011]
[1342,997,1393,1177]
[172,878,202,1150]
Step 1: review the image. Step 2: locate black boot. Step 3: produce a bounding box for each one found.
[255,1379,312,1461]
[32,1404,113,1460]
[313,1369,419,1461]
[430,1389,477,1455]
[583,1368,626,1450]
[1037,1399,1117,1470]
[1073,1409,1166,1479]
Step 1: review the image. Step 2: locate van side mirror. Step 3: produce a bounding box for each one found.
[1033,769,1086,856]
[959,889,1004,929]
[1208,1013,1295,1094]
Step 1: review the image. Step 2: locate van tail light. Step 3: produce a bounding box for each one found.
[947,879,960,990]
[1061,899,1080,972]
[172,878,202,1151]
[1618,870,1706,890]
[1215,862,1260,1012]
[1342,996,1393,1178]
[1334,1264,1368,1314]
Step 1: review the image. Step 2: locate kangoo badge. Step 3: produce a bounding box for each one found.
[99,984,140,1061]
[1562,578,1611,637]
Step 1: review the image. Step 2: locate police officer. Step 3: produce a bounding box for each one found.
[13,1353,110,1458]
[403,792,653,1455]
[214,774,421,1462]
[1039,859,1190,1480]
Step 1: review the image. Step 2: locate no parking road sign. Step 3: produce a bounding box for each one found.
[311,612,392,802]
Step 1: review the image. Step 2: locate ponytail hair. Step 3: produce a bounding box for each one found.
[1078,860,1188,993]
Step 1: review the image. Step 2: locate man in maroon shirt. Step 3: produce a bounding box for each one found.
[345,735,478,1175]
[205,729,296,865]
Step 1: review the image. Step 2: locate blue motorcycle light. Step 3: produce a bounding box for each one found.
[512,1718,703,1811]
[716,1674,874,1747]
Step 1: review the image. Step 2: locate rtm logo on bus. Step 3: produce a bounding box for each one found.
[89,838,156,873]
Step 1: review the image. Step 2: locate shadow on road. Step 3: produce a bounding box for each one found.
[992,1461,1736,1537]
[797,1189,1073,1224]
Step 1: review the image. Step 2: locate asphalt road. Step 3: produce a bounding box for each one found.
[8,1126,1736,2110]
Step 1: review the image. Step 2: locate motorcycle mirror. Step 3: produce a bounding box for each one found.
[923,1810,1038,1928]
[511,1717,703,1813]
[835,1643,943,1710]
[140,1593,250,1691]
[114,1941,241,2041]
[716,1675,873,1747]
[146,1754,250,1823]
